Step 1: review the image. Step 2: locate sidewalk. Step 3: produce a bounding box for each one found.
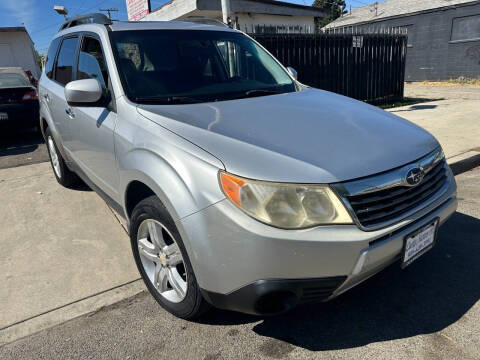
[387,98,480,160]
[0,162,144,344]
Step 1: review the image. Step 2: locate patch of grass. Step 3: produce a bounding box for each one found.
[407,77,480,86]
[378,97,443,109]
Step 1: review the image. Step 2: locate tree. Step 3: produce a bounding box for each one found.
[313,0,347,30]
[34,49,44,70]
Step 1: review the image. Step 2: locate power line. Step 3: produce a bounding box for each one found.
[349,0,370,5]
[99,7,119,19]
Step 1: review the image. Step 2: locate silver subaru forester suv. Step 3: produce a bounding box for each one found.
[39,14,457,319]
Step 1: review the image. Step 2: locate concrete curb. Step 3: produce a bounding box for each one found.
[0,280,145,346]
[447,151,480,175]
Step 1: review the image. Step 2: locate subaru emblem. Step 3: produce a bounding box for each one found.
[405,167,424,186]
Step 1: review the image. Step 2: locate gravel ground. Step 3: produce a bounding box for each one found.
[1,169,479,360]
[404,83,480,101]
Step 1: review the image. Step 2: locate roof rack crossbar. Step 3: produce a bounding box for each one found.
[59,13,112,31]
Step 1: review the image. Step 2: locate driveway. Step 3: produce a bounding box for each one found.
[387,98,479,159]
[404,83,480,101]
[0,162,143,344]
[0,131,48,169]
[1,168,478,359]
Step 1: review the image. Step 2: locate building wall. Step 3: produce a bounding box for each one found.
[235,13,315,33]
[144,0,320,33]
[349,3,480,81]
[0,31,40,78]
[144,0,198,21]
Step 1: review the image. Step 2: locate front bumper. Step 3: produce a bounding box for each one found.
[177,169,457,315]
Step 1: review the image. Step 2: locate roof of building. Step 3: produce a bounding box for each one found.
[151,0,325,16]
[0,26,35,45]
[325,0,478,28]
[0,26,28,33]
[110,20,237,32]
[233,0,325,12]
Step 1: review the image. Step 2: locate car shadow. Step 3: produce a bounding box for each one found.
[0,132,43,156]
[69,181,92,192]
[392,104,438,112]
[201,211,480,352]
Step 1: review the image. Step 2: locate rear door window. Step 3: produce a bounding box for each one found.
[55,37,79,85]
[45,37,61,79]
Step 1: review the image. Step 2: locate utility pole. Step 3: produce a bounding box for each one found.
[221,0,231,26]
[99,8,118,19]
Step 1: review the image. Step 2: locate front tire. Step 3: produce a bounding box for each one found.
[130,195,210,319]
[45,128,80,188]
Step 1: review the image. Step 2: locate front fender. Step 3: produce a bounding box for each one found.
[119,146,225,223]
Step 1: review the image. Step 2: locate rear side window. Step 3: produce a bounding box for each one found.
[0,73,30,88]
[45,37,61,79]
[55,37,79,85]
[77,37,109,88]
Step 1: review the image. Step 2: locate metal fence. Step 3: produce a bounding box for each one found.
[249,30,408,104]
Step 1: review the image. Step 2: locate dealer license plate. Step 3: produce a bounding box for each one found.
[402,219,439,268]
[0,112,8,121]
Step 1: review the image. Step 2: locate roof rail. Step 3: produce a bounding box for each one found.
[59,13,112,31]
[181,17,229,28]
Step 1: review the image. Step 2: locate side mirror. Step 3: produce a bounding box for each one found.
[64,79,103,105]
[286,67,298,80]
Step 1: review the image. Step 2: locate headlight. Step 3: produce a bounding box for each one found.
[219,172,353,229]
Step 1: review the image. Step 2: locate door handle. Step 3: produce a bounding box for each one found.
[43,93,50,102]
[65,108,75,119]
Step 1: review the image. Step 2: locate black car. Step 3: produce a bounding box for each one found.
[0,67,39,132]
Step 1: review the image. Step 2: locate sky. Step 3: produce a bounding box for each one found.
[0,0,384,55]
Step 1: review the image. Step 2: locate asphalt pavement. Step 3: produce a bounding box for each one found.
[0,131,48,169]
[1,168,478,360]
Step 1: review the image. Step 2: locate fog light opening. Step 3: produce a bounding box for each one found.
[255,291,298,315]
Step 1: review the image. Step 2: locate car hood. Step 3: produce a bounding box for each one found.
[137,88,439,183]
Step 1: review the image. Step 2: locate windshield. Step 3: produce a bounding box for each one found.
[0,73,30,88]
[110,30,295,104]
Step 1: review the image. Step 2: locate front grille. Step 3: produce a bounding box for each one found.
[347,160,447,228]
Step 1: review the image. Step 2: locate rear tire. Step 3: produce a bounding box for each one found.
[45,128,80,188]
[130,195,210,319]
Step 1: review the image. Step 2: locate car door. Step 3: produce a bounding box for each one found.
[65,34,119,200]
[46,36,80,144]
[39,37,60,131]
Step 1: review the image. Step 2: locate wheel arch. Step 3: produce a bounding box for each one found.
[119,144,225,226]
[120,148,215,224]
[40,116,49,139]
[124,180,156,220]
[39,105,70,161]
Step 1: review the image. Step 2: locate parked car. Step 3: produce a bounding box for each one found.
[0,67,39,132]
[39,14,457,319]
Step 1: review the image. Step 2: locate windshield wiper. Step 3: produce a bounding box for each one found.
[133,96,201,104]
[232,89,283,100]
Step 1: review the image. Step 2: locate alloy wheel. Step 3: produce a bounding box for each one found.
[47,136,61,178]
[136,219,188,303]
